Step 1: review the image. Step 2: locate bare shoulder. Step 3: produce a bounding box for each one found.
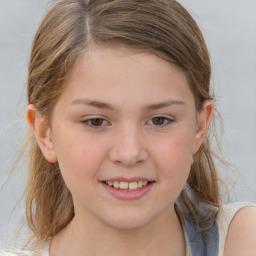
[224,206,256,256]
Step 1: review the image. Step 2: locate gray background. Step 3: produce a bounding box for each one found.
[0,0,256,249]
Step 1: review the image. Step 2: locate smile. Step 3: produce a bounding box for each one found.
[104,181,149,190]
[101,180,155,200]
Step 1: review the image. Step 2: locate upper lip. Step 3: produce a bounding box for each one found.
[102,177,155,182]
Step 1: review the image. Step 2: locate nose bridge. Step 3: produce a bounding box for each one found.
[109,122,148,166]
[120,124,141,152]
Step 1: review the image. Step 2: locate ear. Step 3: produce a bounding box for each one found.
[192,100,214,154]
[26,104,57,163]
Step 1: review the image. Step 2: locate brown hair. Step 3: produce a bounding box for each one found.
[25,0,220,244]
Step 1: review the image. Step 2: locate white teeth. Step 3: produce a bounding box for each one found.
[142,181,147,186]
[129,181,138,190]
[119,181,129,189]
[105,180,150,190]
[137,181,143,188]
[113,181,119,188]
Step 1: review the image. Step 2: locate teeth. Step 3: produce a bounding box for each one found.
[113,181,119,188]
[105,181,149,190]
[119,181,129,189]
[137,181,143,188]
[142,181,147,186]
[129,181,138,190]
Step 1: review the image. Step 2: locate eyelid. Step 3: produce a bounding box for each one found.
[81,116,110,128]
[150,114,174,119]
[147,114,174,127]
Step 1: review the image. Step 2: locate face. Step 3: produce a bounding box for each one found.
[29,46,212,230]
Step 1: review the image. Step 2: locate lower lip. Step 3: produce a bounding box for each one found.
[101,182,154,200]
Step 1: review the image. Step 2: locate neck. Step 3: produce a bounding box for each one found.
[50,205,186,256]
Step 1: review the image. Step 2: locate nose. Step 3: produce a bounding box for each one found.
[109,126,148,167]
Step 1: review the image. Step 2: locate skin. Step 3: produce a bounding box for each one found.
[224,207,256,256]
[27,46,214,256]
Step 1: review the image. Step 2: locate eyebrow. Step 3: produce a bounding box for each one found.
[70,99,185,111]
[71,99,116,110]
[143,100,186,110]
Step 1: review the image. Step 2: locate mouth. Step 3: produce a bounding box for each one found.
[103,180,154,191]
[100,177,156,200]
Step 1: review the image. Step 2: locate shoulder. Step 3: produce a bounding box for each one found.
[0,241,49,256]
[219,202,256,256]
[0,251,34,256]
[0,245,49,256]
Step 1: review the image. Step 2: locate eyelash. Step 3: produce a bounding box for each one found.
[147,116,174,127]
[81,118,110,129]
[81,116,174,129]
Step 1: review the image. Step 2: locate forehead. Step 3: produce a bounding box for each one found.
[61,45,194,109]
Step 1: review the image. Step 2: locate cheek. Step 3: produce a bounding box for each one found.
[151,129,194,182]
[53,131,108,183]
[152,139,192,202]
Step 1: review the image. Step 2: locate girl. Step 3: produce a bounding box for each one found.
[2,0,256,255]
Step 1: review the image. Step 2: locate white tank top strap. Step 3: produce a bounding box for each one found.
[0,242,49,256]
[217,202,256,256]
[0,251,34,256]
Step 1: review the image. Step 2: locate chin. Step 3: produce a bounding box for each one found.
[100,209,158,230]
[106,218,151,230]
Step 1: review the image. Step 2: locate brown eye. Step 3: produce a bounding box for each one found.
[149,116,173,127]
[82,118,108,128]
[152,117,165,125]
[90,118,104,126]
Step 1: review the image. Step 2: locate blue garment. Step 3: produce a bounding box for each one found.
[177,185,219,255]
[183,216,219,256]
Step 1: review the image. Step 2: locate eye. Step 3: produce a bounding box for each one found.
[148,116,174,127]
[81,118,109,128]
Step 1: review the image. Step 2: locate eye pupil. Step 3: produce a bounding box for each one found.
[152,117,165,125]
[91,118,103,126]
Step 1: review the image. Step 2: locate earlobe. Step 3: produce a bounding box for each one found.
[192,100,214,154]
[26,104,57,163]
